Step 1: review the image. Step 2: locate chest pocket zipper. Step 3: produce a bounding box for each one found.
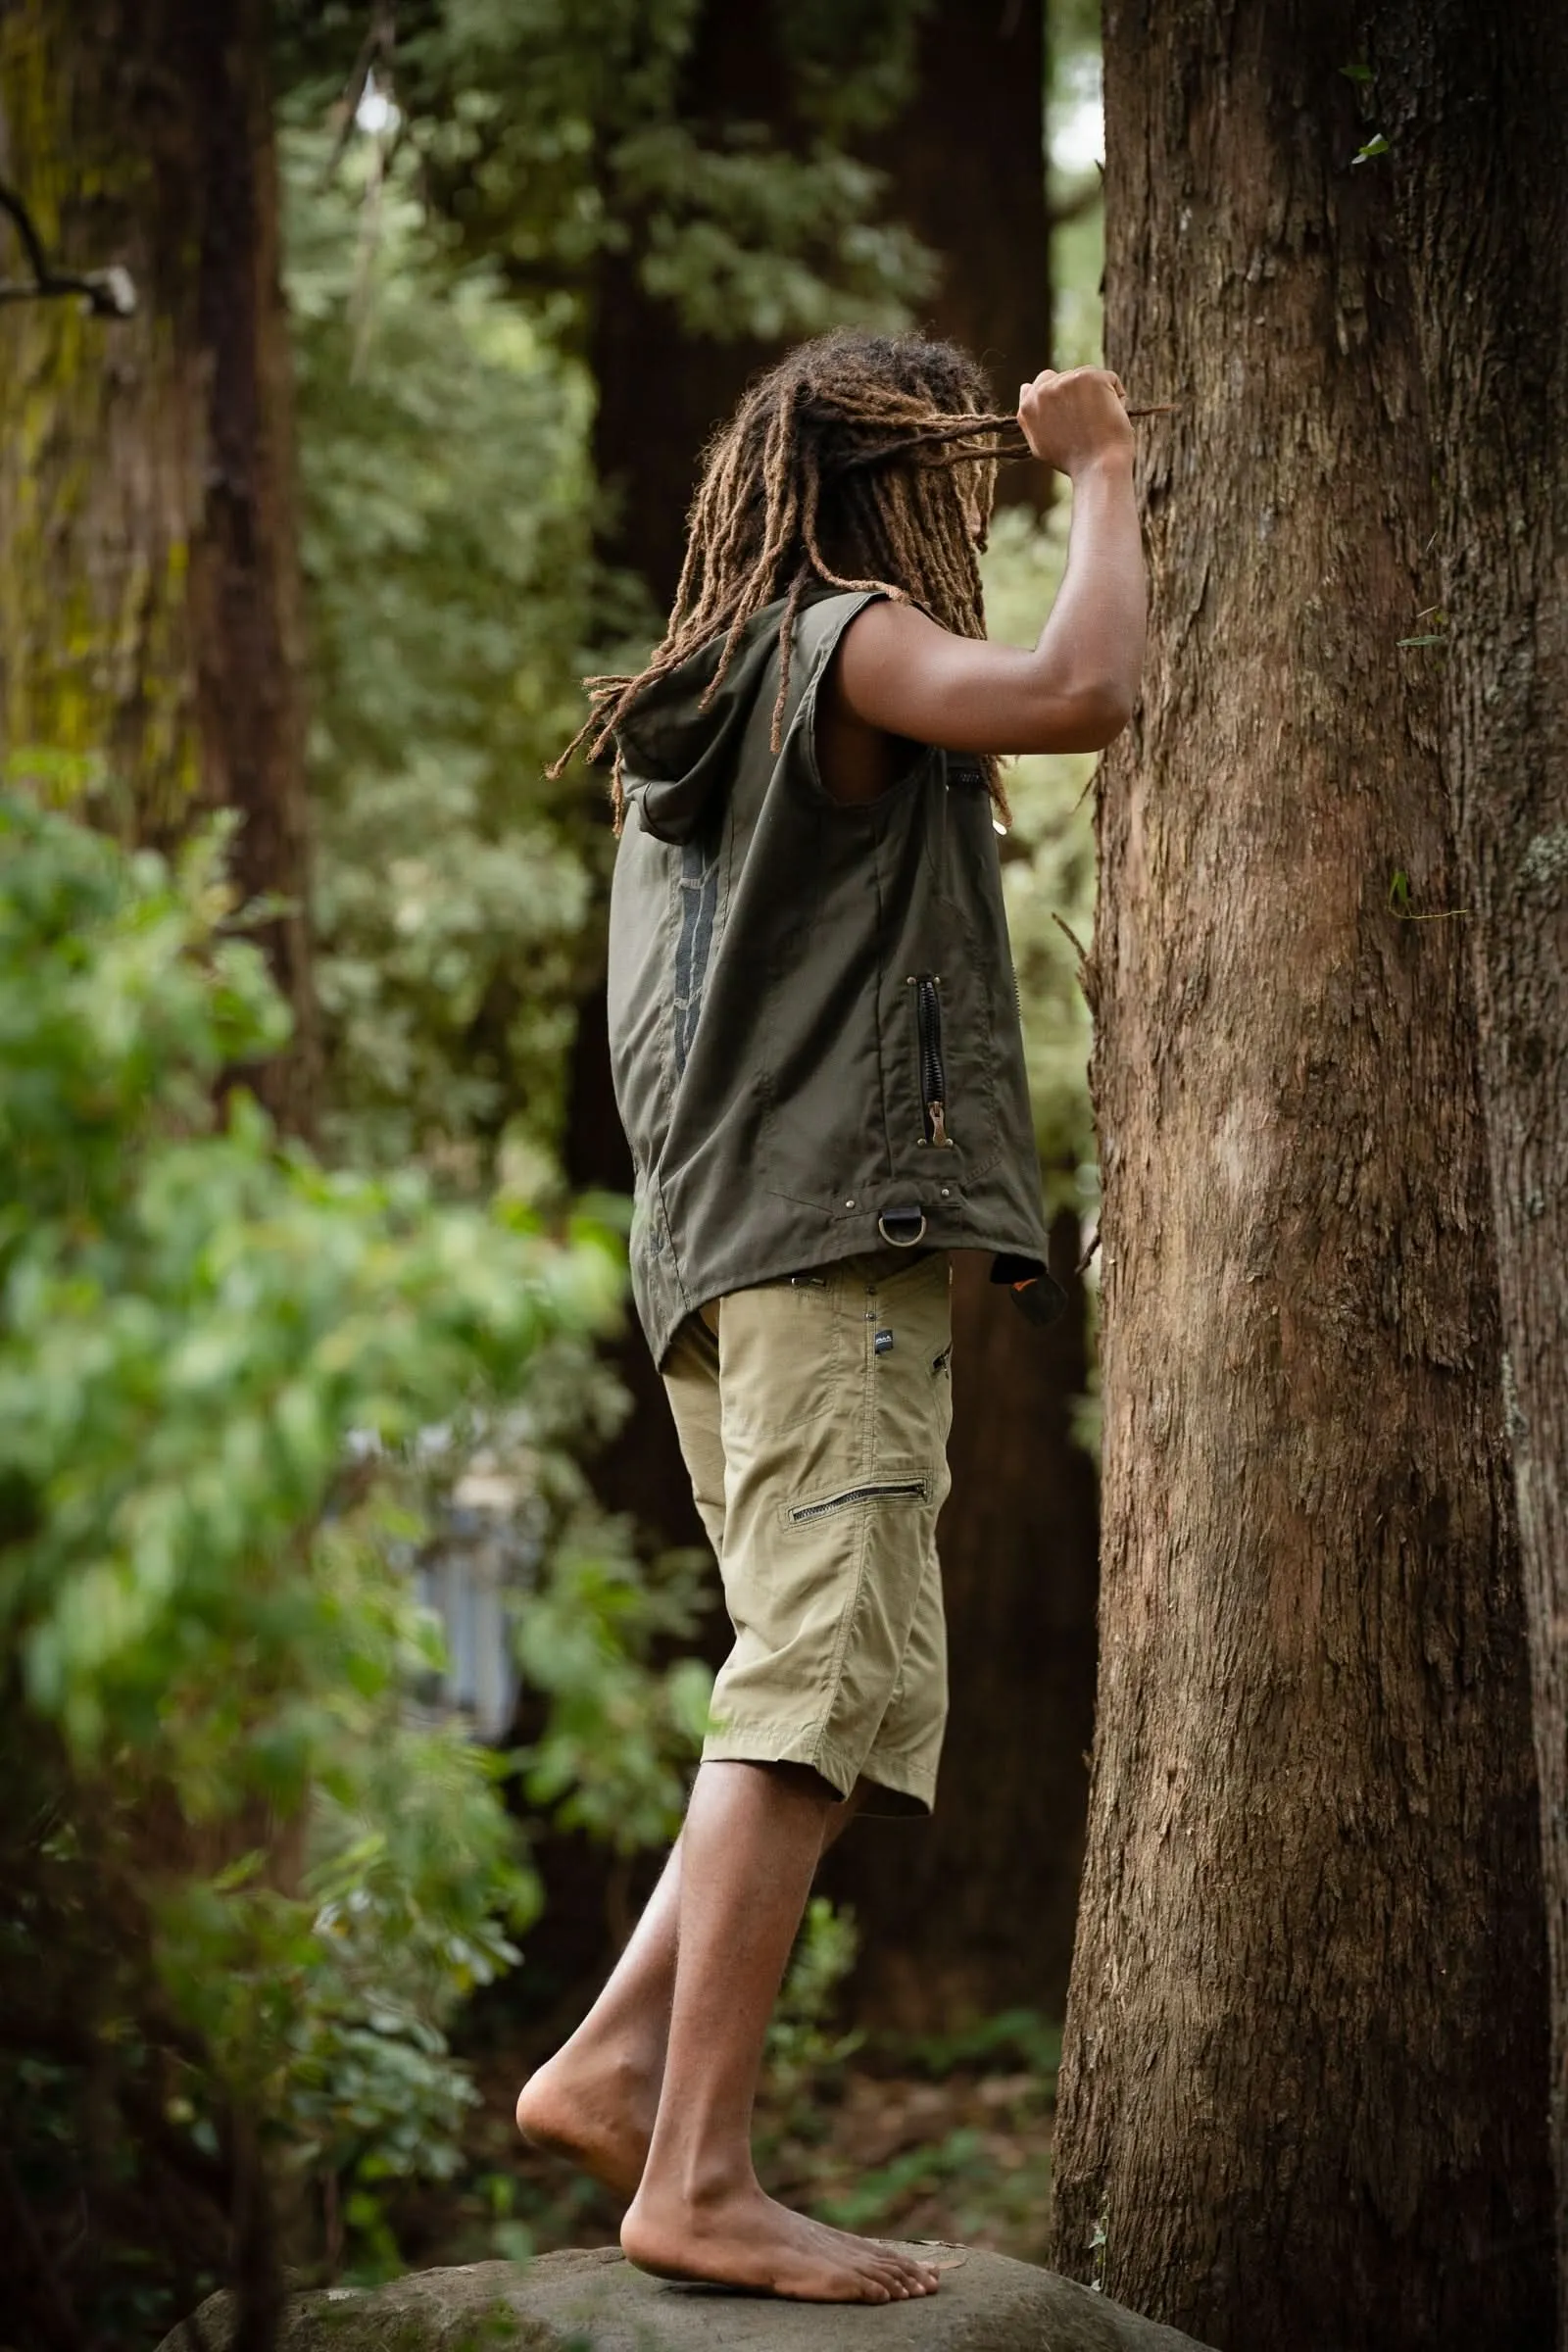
[912,973,954,1148]
[790,1479,928,1524]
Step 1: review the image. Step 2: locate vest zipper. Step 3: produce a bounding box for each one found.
[790,1478,929,1525]
[914,973,952,1147]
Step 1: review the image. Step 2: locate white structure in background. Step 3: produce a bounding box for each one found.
[413,1456,539,1740]
[340,1418,536,1741]
[1052,50,1104,175]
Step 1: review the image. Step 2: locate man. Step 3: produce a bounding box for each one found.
[518,335,1145,2303]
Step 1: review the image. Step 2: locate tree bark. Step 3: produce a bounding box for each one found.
[0,0,317,1133]
[1379,4,1568,2330]
[1051,4,1553,2345]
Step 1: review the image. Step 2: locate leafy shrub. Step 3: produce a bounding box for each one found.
[0,794,700,2337]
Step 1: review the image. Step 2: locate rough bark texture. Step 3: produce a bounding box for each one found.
[161,2245,1219,2352]
[562,0,1096,2027]
[1051,4,1553,2346]
[1378,9,1568,2329]
[0,0,317,1131]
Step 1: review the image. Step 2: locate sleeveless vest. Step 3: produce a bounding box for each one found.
[607,588,1062,1367]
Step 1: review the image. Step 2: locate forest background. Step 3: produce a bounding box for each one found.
[0,4,1113,2346]
[4,5,1566,2352]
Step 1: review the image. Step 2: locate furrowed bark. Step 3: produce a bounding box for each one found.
[1051,4,1552,2343]
[1381,4,1568,2331]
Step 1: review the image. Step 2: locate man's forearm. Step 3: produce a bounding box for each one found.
[1031,450,1147,735]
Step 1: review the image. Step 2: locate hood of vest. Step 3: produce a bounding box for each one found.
[612,596,810,846]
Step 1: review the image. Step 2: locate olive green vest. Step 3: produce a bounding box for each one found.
[607,589,1061,1367]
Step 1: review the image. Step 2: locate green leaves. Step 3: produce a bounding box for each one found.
[514,1537,713,1852]
[0,795,633,2281]
[285,126,600,1179]
[1388,865,1469,923]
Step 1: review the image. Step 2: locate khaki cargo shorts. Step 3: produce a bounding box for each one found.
[662,1250,954,1815]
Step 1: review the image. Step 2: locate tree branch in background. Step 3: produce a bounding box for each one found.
[318,0,396,189]
[0,176,134,315]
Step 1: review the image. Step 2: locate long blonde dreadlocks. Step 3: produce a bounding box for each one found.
[552,330,1030,825]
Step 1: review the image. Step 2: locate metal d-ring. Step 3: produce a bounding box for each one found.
[877,1209,928,1249]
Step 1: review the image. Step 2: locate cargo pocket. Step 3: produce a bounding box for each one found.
[788,1477,929,1525]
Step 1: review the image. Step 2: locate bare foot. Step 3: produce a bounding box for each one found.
[515,2042,657,2199]
[621,2177,942,2303]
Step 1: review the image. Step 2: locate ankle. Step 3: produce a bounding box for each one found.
[592,2034,662,2099]
[643,2146,756,2214]
[549,2023,657,2082]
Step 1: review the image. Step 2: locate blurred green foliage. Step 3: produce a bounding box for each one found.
[286,122,599,1180]
[277,0,934,340]
[0,792,708,2332]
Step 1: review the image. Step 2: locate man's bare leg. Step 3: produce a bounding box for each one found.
[618,1761,940,2302]
[515,1777,865,2199]
[514,1840,681,2196]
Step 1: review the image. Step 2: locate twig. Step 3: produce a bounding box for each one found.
[1051,910,1091,964]
[838,401,1181,476]
[0,180,135,317]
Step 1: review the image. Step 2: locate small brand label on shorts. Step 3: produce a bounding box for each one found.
[874,1328,894,1354]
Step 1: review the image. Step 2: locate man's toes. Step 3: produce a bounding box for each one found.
[874,2246,927,2283]
[894,2246,941,2290]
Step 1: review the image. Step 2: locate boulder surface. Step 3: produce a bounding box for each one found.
[157,2244,1217,2352]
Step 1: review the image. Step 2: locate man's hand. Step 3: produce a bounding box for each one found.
[823,363,1148,775]
[1017,366,1134,478]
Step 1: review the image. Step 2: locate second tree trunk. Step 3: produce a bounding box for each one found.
[1051,4,1553,2344]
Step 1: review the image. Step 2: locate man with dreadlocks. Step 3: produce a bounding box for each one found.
[517,333,1145,2303]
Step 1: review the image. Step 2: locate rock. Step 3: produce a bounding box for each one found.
[156,2244,1217,2352]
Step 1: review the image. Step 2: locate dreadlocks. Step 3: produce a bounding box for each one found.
[552,330,1030,825]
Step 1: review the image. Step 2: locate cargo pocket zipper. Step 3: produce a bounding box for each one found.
[911,973,954,1148]
[790,1479,928,1525]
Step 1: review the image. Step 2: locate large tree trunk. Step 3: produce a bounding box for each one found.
[1380,10,1568,2329]
[0,0,317,1132]
[1050,4,1553,2345]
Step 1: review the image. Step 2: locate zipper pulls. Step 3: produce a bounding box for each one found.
[910,972,954,1149]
